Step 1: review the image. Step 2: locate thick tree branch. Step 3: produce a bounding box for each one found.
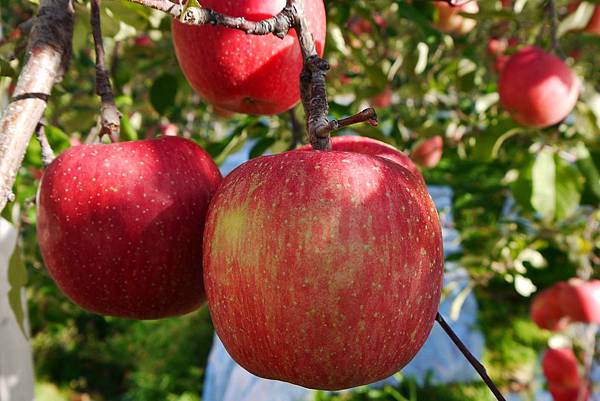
[91,0,120,142]
[0,0,74,213]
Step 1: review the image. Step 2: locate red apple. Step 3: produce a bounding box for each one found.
[297,136,423,183]
[134,34,154,48]
[203,149,444,390]
[37,136,222,319]
[548,383,590,401]
[433,1,479,35]
[171,0,326,115]
[559,279,600,324]
[369,87,393,109]
[542,347,581,387]
[531,283,570,331]
[499,46,580,128]
[410,136,443,169]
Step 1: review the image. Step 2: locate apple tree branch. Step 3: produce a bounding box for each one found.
[0,0,74,213]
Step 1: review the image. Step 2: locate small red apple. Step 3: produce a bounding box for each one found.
[542,347,581,387]
[134,34,154,48]
[530,284,569,331]
[37,136,222,319]
[171,0,326,115]
[548,383,590,401]
[203,147,443,390]
[499,46,580,128]
[369,87,393,109]
[410,136,443,169]
[433,1,479,35]
[297,136,422,182]
[559,279,600,324]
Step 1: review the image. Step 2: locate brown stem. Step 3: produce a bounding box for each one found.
[436,313,507,401]
[547,0,565,59]
[91,0,120,143]
[35,121,55,167]
[0,0,74,214]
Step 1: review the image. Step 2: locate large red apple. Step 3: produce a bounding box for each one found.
[171,0,326,115]
[433,1,479,35]
[37,136,222,319]
[297,136,422,182]
[203,149,444,390]
[531,284,569,332]
[499,46,580,128]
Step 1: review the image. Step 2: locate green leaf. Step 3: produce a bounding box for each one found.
[0,58,15,78]
[249,137,276,159]
[531,148,556,221]
[150,74,178,115]
[554,156,583,220]
[7,238,28,338]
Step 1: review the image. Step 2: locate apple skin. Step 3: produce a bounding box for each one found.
[297,136,422,182]
[499,46,580,128]
[542,348,581,387]
[559,279,600,324]
[37,136,222,319]
[411,136,443,169]
[433,1,479,35]
[203,150,444,390]
[548,383,590,401]
[171,0,326,115]
[530,283,569,331]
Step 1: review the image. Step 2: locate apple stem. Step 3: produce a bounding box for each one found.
[35,121,55,167]
[435,312,507,401]
[91,0,121,143]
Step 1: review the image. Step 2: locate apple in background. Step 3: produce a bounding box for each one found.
[134,34,154,48]
[410,136,443,169]
[569,1,600,36]
[433,1,479,35]
[298,136,423,182]
[530,283,569,331]
[499,46,580,128]
[171,0,326,116]
[369,87,393,108]
[203,147,443,389]
[486,37,519,74]
[559,279,600,324]
[548,384,590,401]
[37,136,222,319]
[542,347,589,401]
[542,348,581,387]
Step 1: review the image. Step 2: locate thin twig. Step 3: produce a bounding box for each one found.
[547,0,565,59]
[91,0,120,143]
[436,313,507,401]
[35,121,55,167]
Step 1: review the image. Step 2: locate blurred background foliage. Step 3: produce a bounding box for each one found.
[1,0,600,400]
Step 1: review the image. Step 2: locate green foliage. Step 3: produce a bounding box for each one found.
[1,0,600,400]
